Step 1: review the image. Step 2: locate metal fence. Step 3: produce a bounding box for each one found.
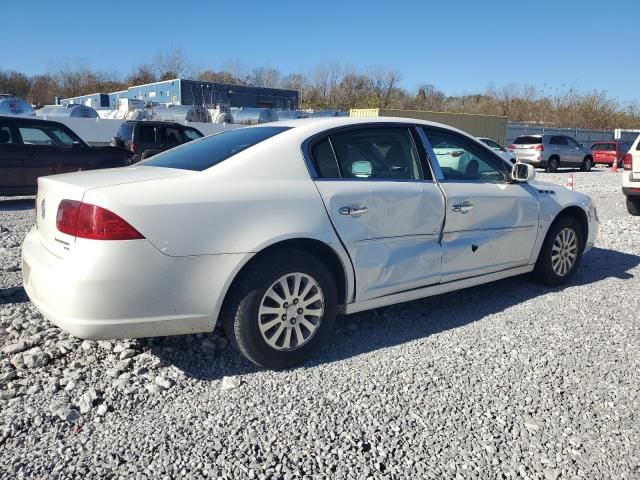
[507,124,639,145]
[351,108,509,145]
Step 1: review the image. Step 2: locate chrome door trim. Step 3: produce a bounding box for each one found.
[415,127,444,181]
[300,122,435,183]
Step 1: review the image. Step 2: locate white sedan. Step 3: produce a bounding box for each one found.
[22,117,599,369]
[478,137,517,165]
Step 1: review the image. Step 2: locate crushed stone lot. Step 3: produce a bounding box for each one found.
[1,168,639,479]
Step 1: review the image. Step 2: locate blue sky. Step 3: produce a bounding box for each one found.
[3,0,639,102]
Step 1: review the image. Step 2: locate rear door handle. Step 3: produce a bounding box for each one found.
[451,201,474,213]
[339,206,368,217]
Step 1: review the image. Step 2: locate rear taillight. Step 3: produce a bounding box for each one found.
[56,200,144,240]
[131,142,137,153]
[533,144,544,151]
[623,153,633,170]
[56,200,81,236]
[507,144,515,150]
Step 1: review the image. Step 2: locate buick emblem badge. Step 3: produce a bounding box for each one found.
[41,198,46,220]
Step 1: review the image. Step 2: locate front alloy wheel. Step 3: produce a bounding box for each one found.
[533,216,584,286]
[550,228,578,276]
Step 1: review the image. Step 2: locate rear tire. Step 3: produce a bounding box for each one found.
[222,249,337,370]
[533,216,584,286]
[581,156,593,172]
[546,157,559,173]
[626,196,640,216]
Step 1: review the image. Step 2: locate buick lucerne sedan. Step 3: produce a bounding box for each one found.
[22,117,599,369]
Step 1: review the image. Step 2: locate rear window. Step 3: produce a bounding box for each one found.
[142,126,290,171]
[116,123,134,141]
[513,136,542,145]
[591,143,616,151]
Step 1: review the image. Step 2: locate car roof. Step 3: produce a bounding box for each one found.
[124,120,183,126]
[0,114,65,126]
[248,116,482,141]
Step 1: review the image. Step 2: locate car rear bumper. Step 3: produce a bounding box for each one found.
[594,158,617,164]
[622,171,640,196]
[22,227,248,339]
[516,157,546,168]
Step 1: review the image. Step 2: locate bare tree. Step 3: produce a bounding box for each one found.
[415,84,445,111]
[339,72,370,110]
[281,73,307,106]
[127,64,157,86]
[28,75,55,106]
[368,68,401,109]
[154,47,189,81]
[249,66,281,88]
[0,71,31,98]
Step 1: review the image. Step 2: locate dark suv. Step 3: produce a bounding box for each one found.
[0,115,133,196]
[111,121,204,162]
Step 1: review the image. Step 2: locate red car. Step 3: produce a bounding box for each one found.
[591,141,633,167]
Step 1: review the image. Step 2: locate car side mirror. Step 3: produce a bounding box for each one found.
[511,162,535,182]
[351,160,372,178]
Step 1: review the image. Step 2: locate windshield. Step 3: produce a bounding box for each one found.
[513,136,542,145]
[142,126,290,171]
[591,143,616,151]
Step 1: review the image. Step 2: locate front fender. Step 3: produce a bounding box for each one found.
[529,181,597,263]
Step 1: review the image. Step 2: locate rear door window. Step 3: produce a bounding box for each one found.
[310,138,340,178]
[327,127,423,180]
[591,143,616,151]
[142,126,290,171]
[18,127,53,146]
[0,125,15,144]
[159,126,181,147]
[549,136,568,146]
[138,125,156,144]
[183,127,203,142]
[17,124,80,147]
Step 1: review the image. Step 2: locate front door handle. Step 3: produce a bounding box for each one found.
[339,206,368,217]
[451,201,474,213]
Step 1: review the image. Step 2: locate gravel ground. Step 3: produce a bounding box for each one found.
[1,167,639,479]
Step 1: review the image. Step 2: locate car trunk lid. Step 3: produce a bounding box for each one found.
[35,166,191,258]
[509,136,543,159]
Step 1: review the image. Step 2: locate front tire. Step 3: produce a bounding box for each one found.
[581,156,593,172]
[222,249,337,369]
[626,196,640,216]
[533,216,584,286]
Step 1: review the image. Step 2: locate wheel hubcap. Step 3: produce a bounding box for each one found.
[258,272,324,351]
[551,228,578,276]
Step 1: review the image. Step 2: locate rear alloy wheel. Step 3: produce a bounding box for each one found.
[581,157,593,172]
[223,249,337,369]
[533,216,584,286]
[546,157,559,173]
[258,273,324,351]
[626,196,640,216]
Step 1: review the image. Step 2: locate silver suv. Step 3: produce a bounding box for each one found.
[509,134,594,172]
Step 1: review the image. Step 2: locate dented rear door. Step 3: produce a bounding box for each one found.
[310,125,445,301]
